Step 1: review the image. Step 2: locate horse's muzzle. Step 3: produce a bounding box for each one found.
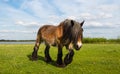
[74,45,82,50]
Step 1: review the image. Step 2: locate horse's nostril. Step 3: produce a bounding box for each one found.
[75,45,79,50]
[77,45,79,48]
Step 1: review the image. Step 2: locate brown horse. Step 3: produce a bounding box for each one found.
[32,19,84,67]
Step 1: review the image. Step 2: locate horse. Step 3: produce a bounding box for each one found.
[32,19,84,67]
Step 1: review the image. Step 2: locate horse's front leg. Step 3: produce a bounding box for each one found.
[56,45,64,66]
[64,44,74,65]
[64,49,74,65]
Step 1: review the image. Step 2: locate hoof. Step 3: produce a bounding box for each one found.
[56,61,66,68]
[32,51,38,61]
[56,63,66,68]
[31,56,38,61]
[64,54,73,65]
[44,57,52,63]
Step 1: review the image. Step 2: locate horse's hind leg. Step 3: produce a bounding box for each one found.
[44,45,52,62]
[32,36,40,60]
[32,43,40,60]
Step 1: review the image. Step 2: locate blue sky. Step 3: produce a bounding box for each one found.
[0,0,120,40]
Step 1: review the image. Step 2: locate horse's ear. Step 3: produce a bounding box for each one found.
[80,20,85,27]
[71,20,74,27]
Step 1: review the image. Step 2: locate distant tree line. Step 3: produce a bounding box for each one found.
[0,38,120,43]
[0,39,35,42]
[83,37,120,43]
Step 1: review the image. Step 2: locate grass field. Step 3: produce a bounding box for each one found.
[0,44,120,74]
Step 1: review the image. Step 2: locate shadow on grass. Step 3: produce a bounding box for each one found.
[27,54,57,67]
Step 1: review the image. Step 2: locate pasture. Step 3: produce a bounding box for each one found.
[0,44,120,74]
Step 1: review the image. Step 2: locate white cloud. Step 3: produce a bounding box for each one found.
[87,21,103,27]
[0,30,34,33]
[52,0,81,15]
[15,20,39,27]
[20,0,58,18]
[0,34,6,37]
[79,13,96,20]
[99,12,113,18]
[67,16,77,20]
[85,21,118,28]
[16,21,24,25]
[78,12,113,21]
[98,4,120,12]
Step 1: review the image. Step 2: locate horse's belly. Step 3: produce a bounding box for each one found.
[42,34,57,46]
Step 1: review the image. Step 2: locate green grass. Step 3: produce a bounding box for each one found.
[0,44,120,74]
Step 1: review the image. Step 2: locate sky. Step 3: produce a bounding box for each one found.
[0,0,120,40]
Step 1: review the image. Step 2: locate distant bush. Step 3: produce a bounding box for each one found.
[107,38,120,43]
[83,37,107,43]
[83,37,120,43]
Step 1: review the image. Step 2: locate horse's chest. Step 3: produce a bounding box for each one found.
[62,38,71,45]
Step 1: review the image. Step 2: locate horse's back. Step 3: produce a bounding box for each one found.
[38,25,63,45]
[40,25,57,34]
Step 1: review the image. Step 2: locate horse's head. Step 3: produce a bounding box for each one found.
[63,19,84,50]
[71,20,84,50]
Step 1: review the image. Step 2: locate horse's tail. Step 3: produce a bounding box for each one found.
[32,29,41,60]
[34,30,41,49]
